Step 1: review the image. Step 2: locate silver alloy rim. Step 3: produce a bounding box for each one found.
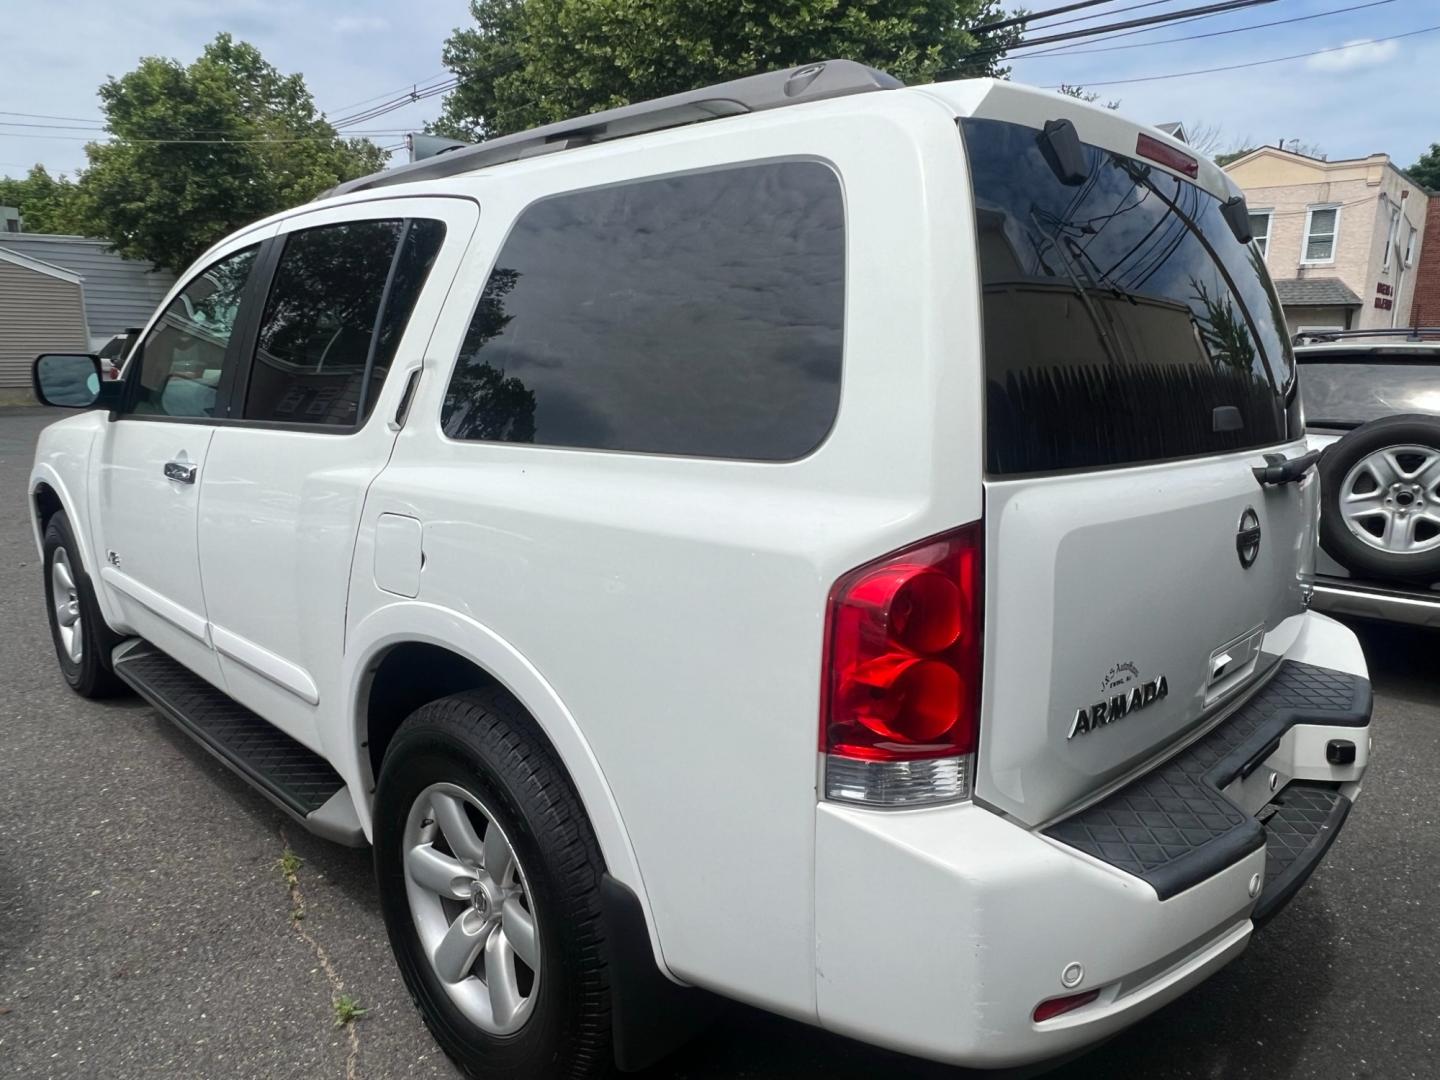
[403,782,541,1034]
[1340,444,1440,554]
[50,547,83,664]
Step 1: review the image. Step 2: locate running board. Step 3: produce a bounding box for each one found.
[112,641,365,847]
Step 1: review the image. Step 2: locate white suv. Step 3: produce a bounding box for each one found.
[29,61,1372,1077]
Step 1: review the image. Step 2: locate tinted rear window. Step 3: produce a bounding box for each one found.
[1298,351,1440,425]
[440,161,844,460]
[963,118,1298,475]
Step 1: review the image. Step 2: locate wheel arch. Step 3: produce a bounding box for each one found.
[340,603,670,976]
[30,466,91,574]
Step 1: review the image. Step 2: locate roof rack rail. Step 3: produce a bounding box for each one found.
[324,60,903,199]
[1293,327,1440,345]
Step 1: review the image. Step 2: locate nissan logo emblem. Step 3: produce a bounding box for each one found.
[1236,508,1262,569]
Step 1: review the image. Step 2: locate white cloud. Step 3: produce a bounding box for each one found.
[1305,38,1400,72]
[334,14,389,34]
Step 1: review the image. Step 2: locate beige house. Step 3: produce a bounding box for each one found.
[1223,147,1428,335]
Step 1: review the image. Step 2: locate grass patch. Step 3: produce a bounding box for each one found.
[333,993,367,1027]
[277,848,303,889]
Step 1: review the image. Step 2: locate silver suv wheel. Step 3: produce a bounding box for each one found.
[403,781,541,1035]
[1339,444,1440,553]
[50,547,83,664]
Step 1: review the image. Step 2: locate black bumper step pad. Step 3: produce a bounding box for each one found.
[113,646,344,817]
[1252,782,1351,923]
[1044,660,1369,901]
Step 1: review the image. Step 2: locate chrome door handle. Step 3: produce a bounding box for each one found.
[164,460,197,484]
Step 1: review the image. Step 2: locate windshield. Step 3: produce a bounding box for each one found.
[1298,351,1440,426]
[962,117,1298,475]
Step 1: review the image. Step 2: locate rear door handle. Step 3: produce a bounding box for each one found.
[164,460,197,484]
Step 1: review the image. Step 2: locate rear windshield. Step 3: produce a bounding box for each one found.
[1298,350,1440,426]
[962,118,1298,475]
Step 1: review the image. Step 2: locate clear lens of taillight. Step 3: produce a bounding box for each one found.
[821,523,982,807]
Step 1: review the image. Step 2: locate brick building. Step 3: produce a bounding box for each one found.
[1223,147,1427,335]
[1410,195,1440,330]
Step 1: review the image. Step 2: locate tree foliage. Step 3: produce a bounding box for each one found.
[1056,84,1120,111]
[75,34,386,272]
[0,166,86,234]
[1407,144,1440,192]
[432,0,1021,140]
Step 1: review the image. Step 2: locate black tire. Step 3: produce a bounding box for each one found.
[41,511,127,698]
[1318,413,1440,583]
[374,688,612,1080]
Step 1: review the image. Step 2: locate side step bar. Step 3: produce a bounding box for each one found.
[112,641,365,847]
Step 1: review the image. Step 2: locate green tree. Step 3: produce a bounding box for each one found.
[1407,144,1440,191]
[432,0,1021,140]
[0,165,85,234]
[78,33,386,272]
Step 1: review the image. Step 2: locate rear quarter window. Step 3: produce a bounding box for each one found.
[440,160,845,460]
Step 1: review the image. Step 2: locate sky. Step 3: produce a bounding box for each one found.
[1,0,1436,182]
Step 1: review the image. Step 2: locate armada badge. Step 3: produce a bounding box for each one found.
[1068,674,1169,738]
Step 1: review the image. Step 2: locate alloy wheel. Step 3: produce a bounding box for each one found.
[50,547,83,664]
[1339,444,1440,554]
[402,782,541,1035]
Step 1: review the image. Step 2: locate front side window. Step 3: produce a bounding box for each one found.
[243,218,446,426]
[962,117,1296,475]
[1304,206,1340,264]
[1249,211,1271,258]
[127,245,257,418]
[441,161,845,460]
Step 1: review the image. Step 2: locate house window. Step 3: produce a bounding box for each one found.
[1248,211,1272,257]
[1404,222,1419,266]
[1382,203,1400,270]
[1302,205,1340,264]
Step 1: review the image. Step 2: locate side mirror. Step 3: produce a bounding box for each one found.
[33,353,104,408]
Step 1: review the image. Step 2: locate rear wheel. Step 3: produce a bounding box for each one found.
[1319,414,1440,582]
[42,512,126,698]
[374,688,612,1079]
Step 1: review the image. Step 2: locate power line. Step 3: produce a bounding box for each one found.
[1043,22,1440,85]
[1019,0,1192,32]
[331,79,459,127]
[966,0,1276,58]
[327,70,449,116]
[1007,7,1232,56]
[970,0,1155,36]
[1010,0,1397,59]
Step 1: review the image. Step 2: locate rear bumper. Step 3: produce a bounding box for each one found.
[812,612,1370,1068]
[1311,575,1440,628]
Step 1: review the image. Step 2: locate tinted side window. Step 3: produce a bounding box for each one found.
[441,161,844,460]
[129,246,257,418]
[244,218,445,426]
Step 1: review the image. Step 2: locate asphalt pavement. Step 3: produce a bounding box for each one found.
[2,405,1438,1079]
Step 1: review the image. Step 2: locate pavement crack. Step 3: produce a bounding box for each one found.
[278,828,362,1080]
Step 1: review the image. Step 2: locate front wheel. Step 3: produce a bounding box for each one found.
[374,688,612,1079]
[42,511,126,698]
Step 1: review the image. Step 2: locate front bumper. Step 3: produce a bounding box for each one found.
[813,613,1370,1068]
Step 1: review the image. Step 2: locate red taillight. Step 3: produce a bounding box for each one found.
[1135,132,1198,178]
[1033,989,1100,1023]
[822,524,982,772]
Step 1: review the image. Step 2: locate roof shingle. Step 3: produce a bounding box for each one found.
[1271,277,1362,307]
